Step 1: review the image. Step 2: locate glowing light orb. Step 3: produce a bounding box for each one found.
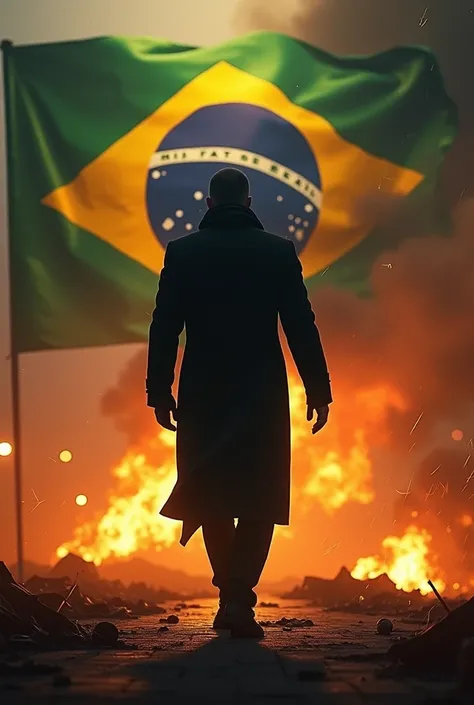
[59,449,73,463]
[75,494,88,507]
[451,429,464,442]
[0,442,13,457]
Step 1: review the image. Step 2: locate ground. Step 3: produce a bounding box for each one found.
[0,598,468,703]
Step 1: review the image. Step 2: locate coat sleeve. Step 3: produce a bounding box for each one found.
[146,241,185,408]
[278,240,332,408]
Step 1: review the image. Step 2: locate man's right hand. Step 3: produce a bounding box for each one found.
[154,398,178,432]
[306,404,329,434]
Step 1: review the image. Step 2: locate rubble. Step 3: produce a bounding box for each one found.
[22,554,178,620]
[284,567,426,611]
[388,597,474,672]
[0,562,86,649]
[376,618,393,635]
[92,622,119,646]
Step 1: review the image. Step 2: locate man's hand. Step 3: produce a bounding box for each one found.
[307,404,329,435]
[154,398,178,432]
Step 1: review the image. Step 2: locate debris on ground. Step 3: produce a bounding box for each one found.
[0,562,138,652]
[388,597,474,672]
[92,622,119,646]
[377,618,394,635]
[260,602,279,608]
[0,562,86,648]
[166,615,180,624]
[285,567,427,611]
[18,554,174,620]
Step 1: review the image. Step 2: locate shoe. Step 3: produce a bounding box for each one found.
[226,603,264,639]
[212,605,232,630]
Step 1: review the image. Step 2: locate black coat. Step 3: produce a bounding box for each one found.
[146,205,332,545]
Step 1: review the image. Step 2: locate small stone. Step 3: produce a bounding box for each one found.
[166,615,179,624]
[376,618,393,636]
[92,621,119,646]
[158,626,169,633]
[303,620,314,627]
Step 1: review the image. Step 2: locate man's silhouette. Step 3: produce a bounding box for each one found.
[147,168,332,638]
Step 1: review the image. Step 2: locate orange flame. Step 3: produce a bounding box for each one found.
[57,431,179,565]
[351,525,446,595]
[57,378,403,565]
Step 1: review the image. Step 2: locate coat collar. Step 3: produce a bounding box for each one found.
[198,204,264,231]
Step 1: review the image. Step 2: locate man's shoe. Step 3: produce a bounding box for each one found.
[212,605,232,630]
[226,603,264,639]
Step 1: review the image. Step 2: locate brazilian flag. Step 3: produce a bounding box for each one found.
[3,32,456,353]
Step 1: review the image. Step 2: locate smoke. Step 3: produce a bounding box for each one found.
[235,0,474,202]
[393,446,474,575]
[311,198,474,445]
[101,346,184,444]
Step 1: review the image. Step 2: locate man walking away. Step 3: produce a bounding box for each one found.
[147,168,332,638]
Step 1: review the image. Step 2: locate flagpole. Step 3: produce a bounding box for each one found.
[2,39,25,584]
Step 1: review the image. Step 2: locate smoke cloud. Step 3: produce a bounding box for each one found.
[235,0,474,203]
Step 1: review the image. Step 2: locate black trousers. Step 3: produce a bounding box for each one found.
[202,518,274,608]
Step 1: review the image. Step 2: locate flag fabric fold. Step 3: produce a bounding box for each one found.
[3,32,456,353]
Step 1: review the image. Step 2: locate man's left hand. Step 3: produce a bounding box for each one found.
[154,398,178,432]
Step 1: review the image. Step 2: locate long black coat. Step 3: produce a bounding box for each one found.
[146,205,332,545]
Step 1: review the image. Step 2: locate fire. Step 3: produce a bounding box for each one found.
[57,431,179,565]
[57,377,402,564]
[290,381,404,512]
[351,525,446,595]
[302,430,373,510]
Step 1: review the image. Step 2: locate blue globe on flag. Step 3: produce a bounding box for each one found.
[146,103,322,254]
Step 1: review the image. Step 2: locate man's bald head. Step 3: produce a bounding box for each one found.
[207,168,251,209]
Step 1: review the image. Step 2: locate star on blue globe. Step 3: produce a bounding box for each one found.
[146,103,322,254]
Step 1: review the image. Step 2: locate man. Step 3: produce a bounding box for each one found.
[147,168,332,638]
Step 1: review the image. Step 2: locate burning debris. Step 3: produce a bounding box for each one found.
[351,526,446,596]
[284,566,426,611]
